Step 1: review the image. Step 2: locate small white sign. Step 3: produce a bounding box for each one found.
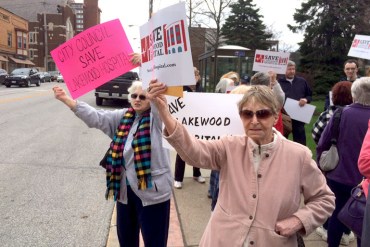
[139,2,194,88]
[252,49,290,74]
[284,98,316,124]
[348,34,370,60]
[163,92,245,149]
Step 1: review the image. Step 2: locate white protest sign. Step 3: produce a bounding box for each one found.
[284,98,316,124]
[252,49,290,74]
[163,92,245,149]
[140,2,194,88]
[348,34,370,60]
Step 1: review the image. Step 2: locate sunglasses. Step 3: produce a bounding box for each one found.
[131,93,147,100]
[239,109,273,120]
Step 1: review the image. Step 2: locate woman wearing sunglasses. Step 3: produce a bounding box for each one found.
[148,81,335,247]
[53,80,172,247]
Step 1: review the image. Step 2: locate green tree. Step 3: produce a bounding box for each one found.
[289,0,370,95]
[221,0,272,50]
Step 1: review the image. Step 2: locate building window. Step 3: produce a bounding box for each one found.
[17,36,22,48]
[77,24,83,29]
[23,36,27,49]
[29,49,35,59]
[77,19,83,23]
[8,33,12,47]
[29,32,37,44]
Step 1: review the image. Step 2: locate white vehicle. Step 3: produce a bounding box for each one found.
[56,74,64,83]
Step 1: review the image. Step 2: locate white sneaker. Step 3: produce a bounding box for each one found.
[315,226,327,241]
[340,231,355,246]
[193,176,206,183]
[174,181,182,189]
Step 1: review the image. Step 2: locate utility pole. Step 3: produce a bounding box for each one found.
[149,0,153,19]
[44,12,48,71]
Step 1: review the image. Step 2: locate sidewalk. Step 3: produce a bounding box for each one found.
[106,151,357,247]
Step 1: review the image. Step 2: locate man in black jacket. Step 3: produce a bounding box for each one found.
[278,60,312,145]
[324,59,359,110]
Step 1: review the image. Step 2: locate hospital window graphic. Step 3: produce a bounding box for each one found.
[164,20,188,55]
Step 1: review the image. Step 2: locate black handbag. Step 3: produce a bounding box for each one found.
[338,183,366,237]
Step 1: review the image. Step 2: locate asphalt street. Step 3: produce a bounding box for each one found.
[0,82,117,246]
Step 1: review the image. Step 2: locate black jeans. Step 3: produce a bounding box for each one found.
[327,179,358,247]
[116,186,170,247]
[291,119,306,145]
[174,154,201,182]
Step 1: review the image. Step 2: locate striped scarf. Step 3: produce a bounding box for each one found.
[103,107,152,201]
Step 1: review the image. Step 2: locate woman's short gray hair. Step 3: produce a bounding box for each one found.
[127,80,145,103]
[250,72,270,86]
[351,77,370,106]
[287,60,296,67]
[237,85,279,115]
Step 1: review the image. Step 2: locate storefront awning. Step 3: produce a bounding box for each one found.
[0,55,8,62]
[9,57,35,66]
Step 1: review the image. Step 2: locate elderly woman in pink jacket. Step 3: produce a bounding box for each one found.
[148,81,335,246]
[358,119,370,247]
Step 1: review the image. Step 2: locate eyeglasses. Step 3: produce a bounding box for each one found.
[239,109,273,120]
[131,93,146,100]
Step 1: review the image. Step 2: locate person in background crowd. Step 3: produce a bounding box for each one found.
[312,81,353,144]
[358,120,370,247]
[215,77,234,93]
[250,71,285,135]
[317,77,370,247]
[221,71,240,85]
[149,81,335,246]
[174,67,206,189]
[324,59,360,110]
[366,67,370,77]
[312,81,354,245]
[53,81,173,247]
[278,60,312,145]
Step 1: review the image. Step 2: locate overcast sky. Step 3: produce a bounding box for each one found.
[76,0,304,51]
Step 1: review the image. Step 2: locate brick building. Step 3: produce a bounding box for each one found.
[2,0,101,71]
[0,7,33,72]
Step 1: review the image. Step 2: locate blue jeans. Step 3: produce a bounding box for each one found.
[116,186,170,247]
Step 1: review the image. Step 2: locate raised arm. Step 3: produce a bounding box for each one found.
[147,79,177,135]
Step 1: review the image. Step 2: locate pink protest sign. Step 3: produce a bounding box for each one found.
[51,19,137,99]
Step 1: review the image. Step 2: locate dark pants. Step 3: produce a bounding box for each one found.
[209,170,220,211]
[291,119,306,145]
[174,154,201,182]
[327,179,360,247]
[361,183,370,247]
[116,186,170,247]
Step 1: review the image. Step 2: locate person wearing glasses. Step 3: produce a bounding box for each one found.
[324,59,360,110]
[148,81,335,246]
[52,80,172,247]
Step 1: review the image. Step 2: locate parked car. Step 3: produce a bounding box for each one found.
[4,68,41,87]
[37,71,52,82]
[95,71,139,106]
[56,74,64,83]
[49,71,60,81]
[0,69,8,84]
